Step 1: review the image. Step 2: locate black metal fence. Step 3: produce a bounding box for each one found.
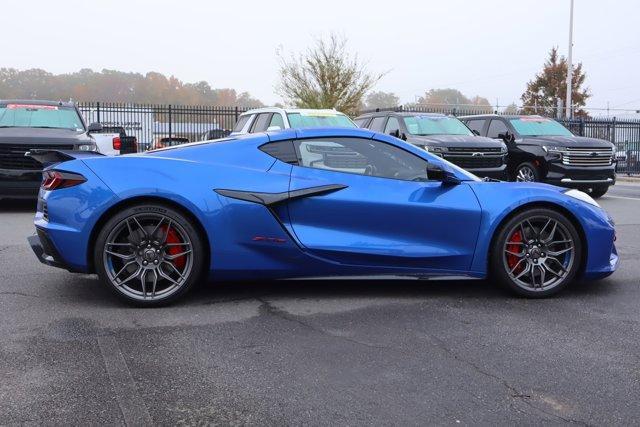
[77,102,640,175]
[77,102,248,151]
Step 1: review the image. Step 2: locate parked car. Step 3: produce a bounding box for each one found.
[152,137,190,150]
[354,112,508,180]
[28,127,616,306]
[199,129,231,141]
[0,100,98,200]
[89,126,138,155]
[230,107,357,136]
[459,114,616,198]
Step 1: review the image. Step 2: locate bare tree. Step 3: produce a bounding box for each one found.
[276,34,385,116]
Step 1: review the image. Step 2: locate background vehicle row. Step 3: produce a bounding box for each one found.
[460,114,616,197]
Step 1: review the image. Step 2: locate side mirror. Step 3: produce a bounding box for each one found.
[498,131,515,143]
[266,125,282,132]
[389,129,400,138]
[471,129,480,136]
[426,163,461,185]
[87,122,103,133]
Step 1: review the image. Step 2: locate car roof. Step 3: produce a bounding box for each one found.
[356,111,450,119]
[0,99,77,108]
[458,114,541,120]
[240,107,348,116]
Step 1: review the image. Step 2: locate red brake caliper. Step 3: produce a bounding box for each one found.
[161,225,186,269]
[507,230,524,274]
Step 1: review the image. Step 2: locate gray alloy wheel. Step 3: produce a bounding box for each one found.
[516,164,537,182]
[95,204,204,306]
[491,208,582,297]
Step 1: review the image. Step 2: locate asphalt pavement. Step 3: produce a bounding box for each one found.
[1,185,639,425]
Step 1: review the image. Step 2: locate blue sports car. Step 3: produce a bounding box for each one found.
[28,127,618,306]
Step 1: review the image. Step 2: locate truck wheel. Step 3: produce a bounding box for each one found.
[514,162,540,182]
[590,185,609,199]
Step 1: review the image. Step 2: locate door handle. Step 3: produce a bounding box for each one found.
[215,184,347,207]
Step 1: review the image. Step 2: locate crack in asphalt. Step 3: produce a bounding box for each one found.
[257,296,591,425]
[422,332,592,426]
[0,291,40,298]
[256,297,392,350]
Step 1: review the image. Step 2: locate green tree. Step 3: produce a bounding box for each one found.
[521,47,590,117]
[364,91,400,110]
[276,34,385,116]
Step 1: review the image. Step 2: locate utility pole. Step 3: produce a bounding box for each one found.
[565,0,574,119]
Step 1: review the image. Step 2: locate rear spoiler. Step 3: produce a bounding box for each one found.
[26,149,105,167]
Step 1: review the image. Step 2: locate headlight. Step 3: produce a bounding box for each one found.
[564,189,600,208]
[500,144,508,154]
[542,145,564,154]
[425,146,447,153]
[77,144,96,151]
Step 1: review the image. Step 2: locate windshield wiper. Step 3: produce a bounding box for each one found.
[0,125,17,128]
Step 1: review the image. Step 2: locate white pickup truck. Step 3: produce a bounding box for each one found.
[87,125,137,155]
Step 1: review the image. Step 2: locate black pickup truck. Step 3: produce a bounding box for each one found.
[354,111,509,180]
[460,115,616,197]
[0,100,98,200]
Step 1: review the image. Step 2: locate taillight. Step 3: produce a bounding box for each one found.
[112,136,121,151]
[41,170,86,191]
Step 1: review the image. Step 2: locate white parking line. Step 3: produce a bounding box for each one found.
[604,195,640,201]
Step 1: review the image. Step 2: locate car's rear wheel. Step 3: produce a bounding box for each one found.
[94,203,205,306]
[514,162,540,182]
[491,208,582,297]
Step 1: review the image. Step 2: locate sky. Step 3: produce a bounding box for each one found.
[3,0,639,113]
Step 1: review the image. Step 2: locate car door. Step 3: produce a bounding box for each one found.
[285,135,482,272]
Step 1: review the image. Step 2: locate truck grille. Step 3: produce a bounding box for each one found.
[0,144,74,170]
[443,147,505,169]
[561,148,613,167]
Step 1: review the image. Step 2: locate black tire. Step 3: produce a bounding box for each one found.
[513,162,540,182]
[589,185,609,199]
[94,203,205,306]
[490,208,582,298]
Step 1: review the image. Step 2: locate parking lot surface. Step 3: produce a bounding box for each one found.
[1,185,639,425]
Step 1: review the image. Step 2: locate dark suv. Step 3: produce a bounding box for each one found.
[0,100,98,200]
[354,112,508,179]
[460,114,615,197]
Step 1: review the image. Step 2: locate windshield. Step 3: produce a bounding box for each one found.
[509,117,572,137]
[287,112,356,129]
[0,103,85,131]
[404,115,472,136]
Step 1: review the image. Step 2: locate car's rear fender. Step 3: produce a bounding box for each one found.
[35,159,119,272]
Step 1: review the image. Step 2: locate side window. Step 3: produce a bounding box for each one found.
[268,113,285,130]
[465,119,486,135]
[368,116,386,132]
[486,119,509,139]
[353,117,369,127]
[233,115,250,132]
[384,117,400,134]
[293,137,430,181]
[259,140,298,164]
[251,113,272,133]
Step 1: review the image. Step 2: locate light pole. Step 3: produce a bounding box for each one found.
[566,0,574,119]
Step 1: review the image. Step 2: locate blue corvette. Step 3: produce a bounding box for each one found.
[28,127,618,306]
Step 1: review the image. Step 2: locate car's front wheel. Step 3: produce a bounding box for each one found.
[491,208,582,297]
[514,162,540,182]
[94,203,205,306]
